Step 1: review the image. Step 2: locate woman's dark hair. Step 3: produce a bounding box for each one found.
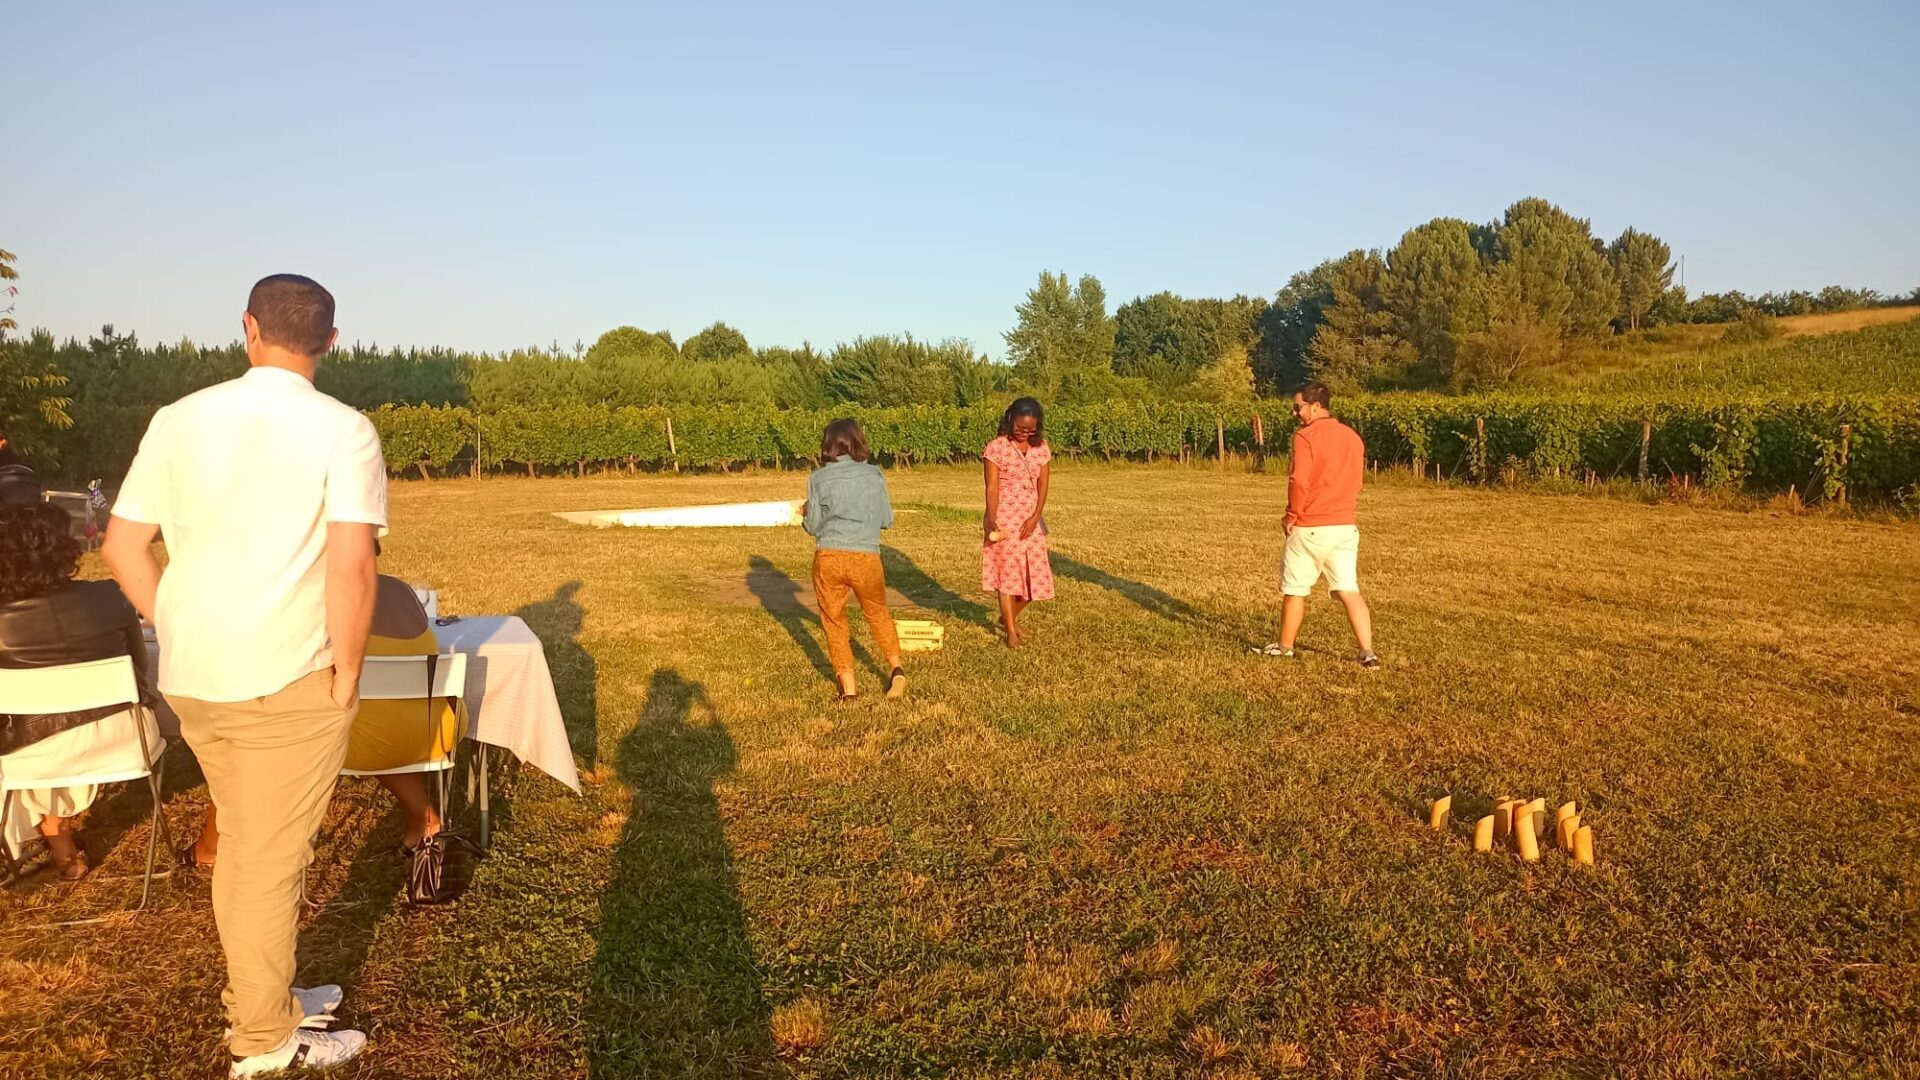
[998,397,1046,444]
[820,417,871,463]
[0,463,41,507]
[0,503,82,604]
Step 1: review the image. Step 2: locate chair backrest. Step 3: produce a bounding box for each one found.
[0,656,140,715]
[358,653,468,701]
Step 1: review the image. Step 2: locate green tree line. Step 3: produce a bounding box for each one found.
[2,201,1915,475]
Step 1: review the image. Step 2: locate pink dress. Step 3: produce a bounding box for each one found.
[981,436,1055,601]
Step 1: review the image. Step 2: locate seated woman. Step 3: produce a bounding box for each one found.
[0,500,167,881]
[179,573,463,868]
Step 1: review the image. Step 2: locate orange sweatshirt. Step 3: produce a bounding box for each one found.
[1285,417,1364,528]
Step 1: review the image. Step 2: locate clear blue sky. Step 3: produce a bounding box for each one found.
[7,1,1917,359]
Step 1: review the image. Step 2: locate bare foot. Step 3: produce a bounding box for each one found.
[47,832,89,881]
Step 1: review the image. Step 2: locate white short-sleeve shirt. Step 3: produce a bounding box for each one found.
[114,366,388,702]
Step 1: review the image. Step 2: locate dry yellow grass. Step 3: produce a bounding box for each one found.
[0,465,1914,1077]
[1776,304,1920,336]
[769,997,829,1056]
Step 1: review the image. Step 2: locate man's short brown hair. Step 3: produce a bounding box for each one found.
[1298,381,1333,408]
[247,274,336,358]
[820,417,871,463]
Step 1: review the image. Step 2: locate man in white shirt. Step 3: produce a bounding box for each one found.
[105,274,382,1077]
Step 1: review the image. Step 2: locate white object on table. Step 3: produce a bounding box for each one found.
[412,586,440,620]
[431,616,580,794]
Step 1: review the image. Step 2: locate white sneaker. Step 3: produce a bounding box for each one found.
[228,1028,367,1077]
[225,986,343,1039]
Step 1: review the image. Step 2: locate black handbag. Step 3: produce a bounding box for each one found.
[402,653,469,905]
[406,833,451,904]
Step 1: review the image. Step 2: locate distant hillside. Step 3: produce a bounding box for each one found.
[1776,305,1920,337]
[1548,317,1920,395]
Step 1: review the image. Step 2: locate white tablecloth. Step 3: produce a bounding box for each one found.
[141,616,581,794]
[432,616,581,793]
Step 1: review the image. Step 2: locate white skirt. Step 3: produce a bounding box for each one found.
[2,706,161,859]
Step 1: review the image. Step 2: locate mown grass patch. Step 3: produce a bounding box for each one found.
[2,464,1915,1078]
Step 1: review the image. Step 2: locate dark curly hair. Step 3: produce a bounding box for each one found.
[998,397,1046,445]
[0,503,82,604]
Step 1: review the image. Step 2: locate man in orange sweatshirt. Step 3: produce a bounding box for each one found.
[1259,381,1378,668]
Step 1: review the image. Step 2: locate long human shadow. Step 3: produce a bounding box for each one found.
[745,555,876,683]
[879,544,996,631]
[1050,552,1237,636]
[589,669,777,1077]
[294,792,412,1005]
[515,581,599,770]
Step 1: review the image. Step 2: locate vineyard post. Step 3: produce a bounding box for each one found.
[1252,411,1266,472]
[474,416,483,479]
[1216,416,1226,465]
[1638,420,1651,481]
[666,416,680,473]
[1837,423,1851,507]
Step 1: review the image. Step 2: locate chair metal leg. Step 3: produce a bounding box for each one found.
[138,756,170,910]
[477,744,490,849]
[0,792,19,884]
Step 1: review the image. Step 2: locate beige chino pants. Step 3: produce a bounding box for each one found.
[168,669,353,1056]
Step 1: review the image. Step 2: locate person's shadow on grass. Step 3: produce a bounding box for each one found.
[515,580,599,770]
[295,794,414,1010]
[1050,551,1237,637]
[588,669,777,1077]
[879,544,995,631]
[745,555,877,683]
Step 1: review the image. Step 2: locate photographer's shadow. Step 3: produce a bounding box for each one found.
[588,669,776,1076]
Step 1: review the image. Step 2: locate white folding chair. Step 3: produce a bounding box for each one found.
[0,656,171,908]
[340,653,469,828]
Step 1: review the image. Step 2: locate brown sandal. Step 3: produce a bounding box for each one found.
[52,848,90,882]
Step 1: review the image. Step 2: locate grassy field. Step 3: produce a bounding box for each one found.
[2,464,1917,1078]
[1534,309,1920,394]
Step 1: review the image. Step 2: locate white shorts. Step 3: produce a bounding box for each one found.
[1281,524,1360,597]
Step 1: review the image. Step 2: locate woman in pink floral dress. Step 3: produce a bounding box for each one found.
[981,397,1053,647]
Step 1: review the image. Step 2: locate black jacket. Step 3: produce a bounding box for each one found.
[0,580,154,754]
